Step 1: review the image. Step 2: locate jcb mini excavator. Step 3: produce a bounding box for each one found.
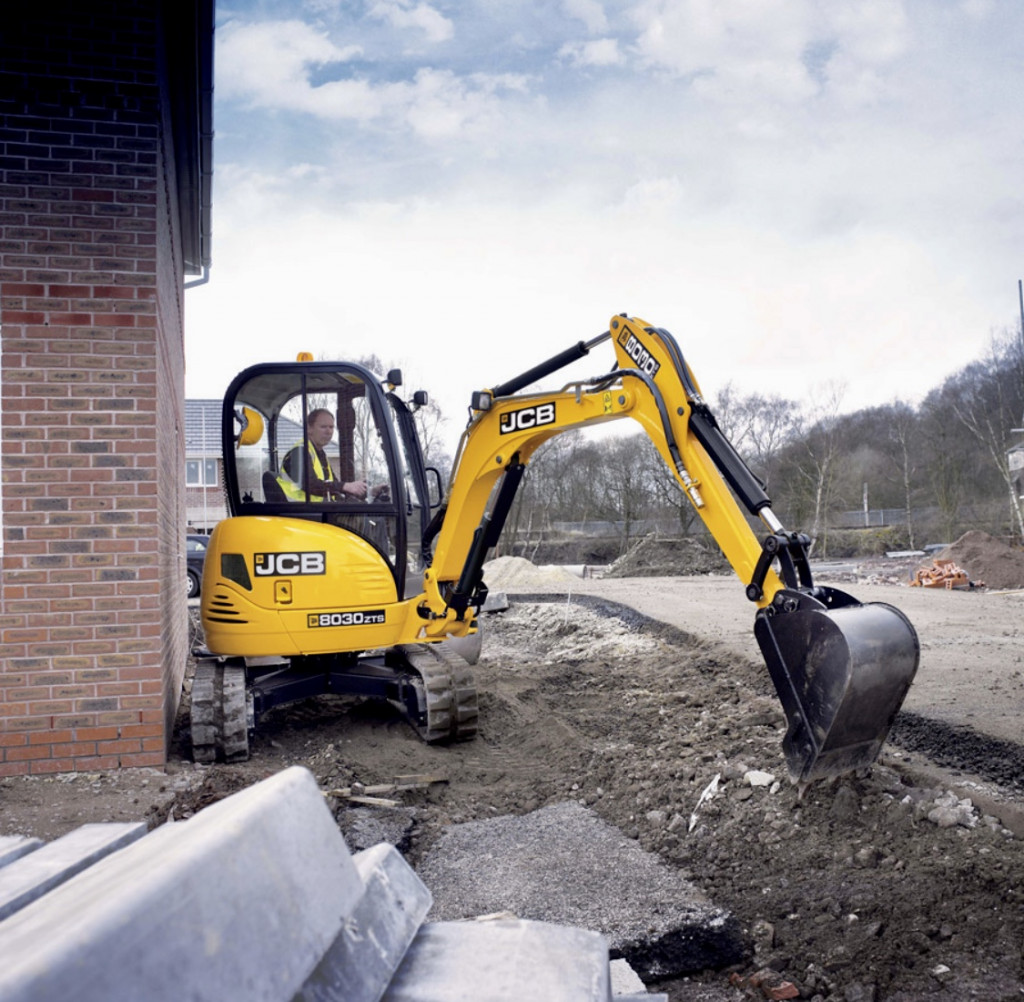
[195,314,919,783]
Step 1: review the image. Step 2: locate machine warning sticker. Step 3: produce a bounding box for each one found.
[307,610,386,628]
[254,551,326,576]
[499,402,556,434]
[616,330,661,378]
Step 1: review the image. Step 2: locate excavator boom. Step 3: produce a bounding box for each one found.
[425,314,919,782]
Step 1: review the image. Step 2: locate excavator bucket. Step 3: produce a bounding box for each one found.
[754,587,919,783]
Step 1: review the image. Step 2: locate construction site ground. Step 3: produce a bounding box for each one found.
[2,534,1023,1001]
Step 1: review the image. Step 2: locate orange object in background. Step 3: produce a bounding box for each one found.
[910,558,983,590]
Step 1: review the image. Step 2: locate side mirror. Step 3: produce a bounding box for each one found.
[386,368,403,388]
[425,466,444,508]
[412,390,429,408]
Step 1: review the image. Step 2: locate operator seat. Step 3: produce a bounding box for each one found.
[262,470,288,503]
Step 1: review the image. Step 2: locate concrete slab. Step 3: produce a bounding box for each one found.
[0,822,146,921]
[610,959,669,1001]
[0,767,359,1002]
[0,836,43,870]
[296,841,433,1002]
[0,769,683,1001]
[415,801,746,980]
[382,918,613,1002]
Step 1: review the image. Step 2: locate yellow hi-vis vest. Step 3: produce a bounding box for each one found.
[277,442,333,502]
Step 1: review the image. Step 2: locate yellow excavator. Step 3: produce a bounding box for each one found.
[195,314,919,783]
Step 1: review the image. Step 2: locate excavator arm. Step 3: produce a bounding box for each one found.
[424,315,919,783]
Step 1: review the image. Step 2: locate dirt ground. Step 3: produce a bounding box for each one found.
[2,534,1023,1001]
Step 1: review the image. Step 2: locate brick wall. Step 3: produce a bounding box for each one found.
[0,3,189,775]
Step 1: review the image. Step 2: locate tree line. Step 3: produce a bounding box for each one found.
[421,326,1024,559]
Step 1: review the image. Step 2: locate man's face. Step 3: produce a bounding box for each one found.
[309,413,335,447]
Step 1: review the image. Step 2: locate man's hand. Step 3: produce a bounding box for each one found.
[340,480,368,500]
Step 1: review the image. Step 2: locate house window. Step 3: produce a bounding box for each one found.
[186,458,219,486]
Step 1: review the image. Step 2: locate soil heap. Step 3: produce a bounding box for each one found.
[483,555,581,590]
[929,530,1024,590]
[604,534,730,579]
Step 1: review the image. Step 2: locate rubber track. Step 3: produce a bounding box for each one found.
[399,644,478,743]
[191,660,250,763]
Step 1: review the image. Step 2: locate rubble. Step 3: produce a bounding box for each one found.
[909,558,980,589]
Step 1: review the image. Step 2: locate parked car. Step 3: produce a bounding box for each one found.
[186,534,210,599]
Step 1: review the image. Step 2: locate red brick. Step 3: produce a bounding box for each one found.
[30,728,73,745]
[119,751,164,768]
[75,725,121,742]
[53,741,98,757]
[73,756,122,770]
[5,744,55,762]
[1,16,185,775]
[30,758,78,775]
[98,738,142,754]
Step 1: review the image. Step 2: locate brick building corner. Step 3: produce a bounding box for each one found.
[0,2,214,775]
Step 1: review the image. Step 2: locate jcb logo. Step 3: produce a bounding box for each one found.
[617,332,661,378]
[499,403,556,434]
[254,551,326,576]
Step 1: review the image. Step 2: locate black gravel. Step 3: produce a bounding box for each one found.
[889,710,1024,796]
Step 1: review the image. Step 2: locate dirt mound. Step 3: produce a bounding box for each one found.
[483,555,581,591]
[932,530,1024,590]
[604,534,730,578]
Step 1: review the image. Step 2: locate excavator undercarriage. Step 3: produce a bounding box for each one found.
[191,643,478,764]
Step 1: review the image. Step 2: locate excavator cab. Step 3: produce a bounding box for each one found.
[205,359,443,648]
[217,360,434,590]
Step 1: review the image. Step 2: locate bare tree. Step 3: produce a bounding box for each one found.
[888,404,919,549]
[946,330,1024,541]
[638,435,700,535]
[797,382,846,553]
[598,434,658,553]
[919,391,971,542]
[412,397,452,478]
[713,385,801,493]
[504,431,589,557]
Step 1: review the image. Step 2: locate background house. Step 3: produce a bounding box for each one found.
[185,399,226,533]
[0,2,214,775]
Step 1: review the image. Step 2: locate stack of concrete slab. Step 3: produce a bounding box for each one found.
[0,766,665,1002]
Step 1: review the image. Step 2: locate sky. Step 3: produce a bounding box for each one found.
[185,0,1024,453]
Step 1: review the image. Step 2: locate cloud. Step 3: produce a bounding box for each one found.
[826,0,908,63]
[196,0,1023,451]
[216,19,363,104]
[217,17,528,139]
[188,179,1001,450]
[627,0,909,107]
[366,0,454,44]
[960,0,994,17]
[562,0,609,34]
[404,68,527,140]
[558,37,624,68]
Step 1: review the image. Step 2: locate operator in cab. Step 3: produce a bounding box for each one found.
[277,408,367,502]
